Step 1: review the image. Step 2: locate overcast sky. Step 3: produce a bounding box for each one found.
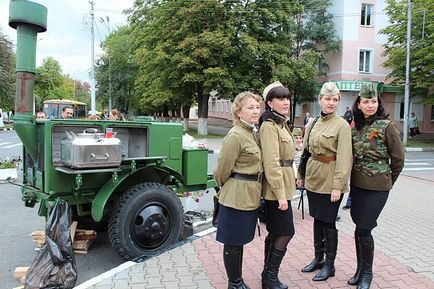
[0,0,134,83]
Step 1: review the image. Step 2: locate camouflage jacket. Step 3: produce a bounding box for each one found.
[351,119,405,191]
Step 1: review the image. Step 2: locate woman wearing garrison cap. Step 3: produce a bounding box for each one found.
[296,81,352,282]
[259,81,296,289]
[347,84,404,289]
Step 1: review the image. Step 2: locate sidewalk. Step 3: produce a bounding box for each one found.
[75,173,434,289]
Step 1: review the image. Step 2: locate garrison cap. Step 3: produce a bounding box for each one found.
[319,81,340,98]
[263,81,284,101]
[359,83,378,99]
[292,127,302,136]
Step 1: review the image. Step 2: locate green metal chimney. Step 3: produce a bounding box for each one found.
[9,0,47,161]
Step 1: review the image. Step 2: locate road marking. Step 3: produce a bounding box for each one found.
[0,142,12,146]
[404,163,431,166]
[3,143,22,148]
[402,167,434,171]
[405,159,434,162]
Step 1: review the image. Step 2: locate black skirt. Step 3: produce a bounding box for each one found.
[216,204,259,246]
[350,185,389,230]
[307,190,343,223]
[264,200,295,236]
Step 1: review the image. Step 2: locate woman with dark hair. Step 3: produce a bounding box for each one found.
[347,84,404,289]
[259,81,296,289]
[214,91,263,289]
[296,81,352,282]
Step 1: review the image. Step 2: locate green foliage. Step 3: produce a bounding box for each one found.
[381,0,434,102]
[95,25,138,114]
[0,30,15,111]
[34,57,64,102]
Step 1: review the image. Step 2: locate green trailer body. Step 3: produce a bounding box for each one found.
[9,0,216,260]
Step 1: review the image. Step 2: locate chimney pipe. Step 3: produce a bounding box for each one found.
[9,0,47,161]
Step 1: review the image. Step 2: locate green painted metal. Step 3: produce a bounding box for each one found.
[9,0,47,73]
[182,149,208,185]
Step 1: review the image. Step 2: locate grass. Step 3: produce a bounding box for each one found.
[405,138,434,148]
[2,123,13,129]
[184,129,223,139]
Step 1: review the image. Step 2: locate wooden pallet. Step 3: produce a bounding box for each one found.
[29,221,97,254]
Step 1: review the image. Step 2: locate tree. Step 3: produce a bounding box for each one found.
[95,25,138,115]
[382,0,434,103]
[289,0,340,124]
[34,57,64,104]
[0,30,15,111]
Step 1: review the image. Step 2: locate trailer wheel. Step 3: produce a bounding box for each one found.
[108,182,184,260]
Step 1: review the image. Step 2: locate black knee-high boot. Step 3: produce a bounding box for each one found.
[223,245,250,289]
[302,221,325,272]
[313,228,337,281]
[262,247,288,289]
[357,236,374,289]
[348,231,362,286]
[262,236,288,289]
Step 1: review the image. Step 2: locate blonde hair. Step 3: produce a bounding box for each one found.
[231,91,262,124]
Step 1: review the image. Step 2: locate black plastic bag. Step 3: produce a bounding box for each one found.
[212,187,220,227]
[25,200,77,289]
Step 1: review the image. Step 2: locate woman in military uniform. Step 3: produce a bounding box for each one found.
[347,85,404,289]
[297,81,352,281]
[259,81,296,289]
[214,91,263,289]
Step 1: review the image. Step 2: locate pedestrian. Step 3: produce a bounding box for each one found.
[348,84,404,289]
[303,112,311,126]
[61,106,74,119]
[109,109,125,121]
[213,91,263,289]
[292,127,303,174]
[259,81,296,289]
[343,106,353,124]
[409,112,419,137]
[296,81,352,281]
[36,111,47,120]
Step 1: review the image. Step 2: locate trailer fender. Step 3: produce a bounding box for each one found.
[91,166,183,222]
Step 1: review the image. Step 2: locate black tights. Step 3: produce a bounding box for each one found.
[314,218,336,230]
[271,234,293,251]
[356,227,372,237]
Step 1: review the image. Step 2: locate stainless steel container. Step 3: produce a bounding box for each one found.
[61,130,122,168]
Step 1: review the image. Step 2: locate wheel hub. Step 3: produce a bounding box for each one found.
[133,203,171,249]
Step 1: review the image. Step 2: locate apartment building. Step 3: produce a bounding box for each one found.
[208,0,433,132]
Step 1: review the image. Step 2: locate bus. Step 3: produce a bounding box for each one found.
[43,99,87,119]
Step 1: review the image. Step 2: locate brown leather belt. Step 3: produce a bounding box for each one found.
[312,154,336,163]
[230,172,263,182]
[279,159,294,167]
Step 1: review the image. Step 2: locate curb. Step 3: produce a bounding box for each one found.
[0,127,14,132]
[405,147,434,152]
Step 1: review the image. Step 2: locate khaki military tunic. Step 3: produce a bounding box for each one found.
[214,122,263,211]
[260,114,296,201]
[299,112,352,194]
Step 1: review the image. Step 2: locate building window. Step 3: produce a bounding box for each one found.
[359,50,372,73]
[361,4,373,26]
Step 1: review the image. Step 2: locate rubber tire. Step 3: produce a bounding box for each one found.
[108,182,184,260]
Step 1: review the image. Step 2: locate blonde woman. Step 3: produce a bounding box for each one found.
[214,91,263,289]
[297,82,352,282]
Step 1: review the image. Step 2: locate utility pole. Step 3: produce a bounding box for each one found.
[89,0,96,115]
[403,0,412,145]
[100,16,112,112]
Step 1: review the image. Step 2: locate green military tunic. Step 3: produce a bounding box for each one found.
[351,119,404,191]
[299,112,352,194]
[260,113,296,201]
[213,122,263,211]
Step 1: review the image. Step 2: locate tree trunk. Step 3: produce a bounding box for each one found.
[163,105,169,122]
[182,105,191,132]
[197,92,209,135]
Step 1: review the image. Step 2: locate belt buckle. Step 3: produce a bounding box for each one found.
[257,173,263,182]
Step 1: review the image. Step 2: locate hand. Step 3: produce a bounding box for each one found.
[296,179,304,188]
[277,199,288,211]
[330,188,341,203]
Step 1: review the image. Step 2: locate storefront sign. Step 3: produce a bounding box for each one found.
[334,80,383,92]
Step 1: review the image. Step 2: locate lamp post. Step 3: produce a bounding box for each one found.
[403,0,412,145]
